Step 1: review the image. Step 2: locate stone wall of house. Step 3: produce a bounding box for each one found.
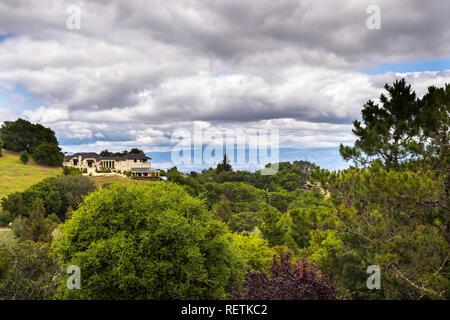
[64,157,153,172]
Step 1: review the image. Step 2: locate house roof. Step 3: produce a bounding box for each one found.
[64,152,152,162]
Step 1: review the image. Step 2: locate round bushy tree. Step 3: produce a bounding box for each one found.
[20,150,29,164]
[53,182,244,299]
[32,142,64,166]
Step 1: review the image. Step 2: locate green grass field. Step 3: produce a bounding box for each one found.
[0,149,62,201]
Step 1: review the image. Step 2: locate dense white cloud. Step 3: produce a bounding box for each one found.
[0,0,448,160]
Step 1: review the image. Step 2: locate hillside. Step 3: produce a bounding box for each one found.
[0,149,62,200]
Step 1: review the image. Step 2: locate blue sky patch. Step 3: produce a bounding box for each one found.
[359,57,450,75]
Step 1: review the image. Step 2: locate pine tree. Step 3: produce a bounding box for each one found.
[340,79,423,170]
[216,154,232,174]
[22,198,52,243]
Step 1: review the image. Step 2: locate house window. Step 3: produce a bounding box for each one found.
[134,159,137,163]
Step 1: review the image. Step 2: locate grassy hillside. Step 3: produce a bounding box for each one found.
[0,149,62,200]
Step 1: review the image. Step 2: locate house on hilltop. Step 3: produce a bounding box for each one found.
[63,152,160,178]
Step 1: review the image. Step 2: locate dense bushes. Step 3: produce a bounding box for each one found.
[1,175,96,225]
[0,241,62,300]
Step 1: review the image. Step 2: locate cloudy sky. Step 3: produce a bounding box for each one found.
[0,0,449,170]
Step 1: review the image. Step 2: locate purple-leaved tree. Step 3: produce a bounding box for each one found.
[231,252,340,300]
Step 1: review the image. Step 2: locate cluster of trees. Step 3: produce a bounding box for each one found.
[0,118,64,166]
[99,148,146,157]
[0,175,96,299]
[0,175,96,228]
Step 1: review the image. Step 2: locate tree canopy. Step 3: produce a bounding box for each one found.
[0,118,58,153]
[53,182,245,299]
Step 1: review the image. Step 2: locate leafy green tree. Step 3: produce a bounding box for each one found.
[0,118,58,153]
[51,175,96,220]
[0,241,62,300]
[340,79,423,170]
[19,151,29,164]
[203,182,265,213]
[32,142,64,166]
[22,198,53,243]
[228,211,263,233]
[230,233,274,272]
[53,182,245,299]
[259,204,295,248]
[166,166,204,196]
[129,148,145,155]
[213,194,232,223]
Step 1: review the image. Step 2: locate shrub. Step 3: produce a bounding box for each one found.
[63,166,82,176]
[54,182,244,299]
[124,171,132,177]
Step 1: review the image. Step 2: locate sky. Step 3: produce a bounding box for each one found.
[0,0,449,171]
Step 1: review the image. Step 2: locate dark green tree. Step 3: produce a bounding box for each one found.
[20,151,29,164]
[32,142,64,166]
[340,79,423,170]
[99,149,114,156]
[213,194,232,223]
[22,198,53,243]
[216,154,233,174]
[418,84,449,167]
[0,118,58,153]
